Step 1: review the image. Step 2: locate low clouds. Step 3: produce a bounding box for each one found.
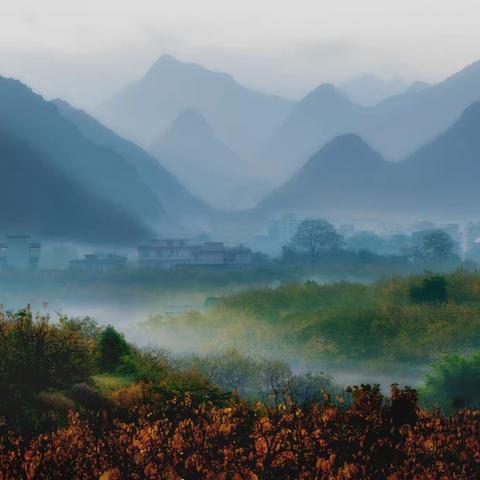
[0,0,479,108]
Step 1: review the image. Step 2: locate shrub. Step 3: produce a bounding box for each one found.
[420,352,480,410]
[97,325,131,371]
[409,275,448,304]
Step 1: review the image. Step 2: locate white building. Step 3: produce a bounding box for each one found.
[138,239,252,269]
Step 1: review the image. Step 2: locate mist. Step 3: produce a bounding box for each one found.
[2,3,480,475]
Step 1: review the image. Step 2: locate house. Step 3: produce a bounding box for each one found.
[138,239,252,268]
[69,253,127,272]
[0,235,41,270]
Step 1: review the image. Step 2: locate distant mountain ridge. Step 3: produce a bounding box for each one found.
[95,54,293,160]
[259,84,365,181]
[149,109,263,209]
[260,101,480,219]
[53,99,210,224]
[0,131,149,243]
[0,75,168,243]
[340,74,408,106]
[261,59,480,184]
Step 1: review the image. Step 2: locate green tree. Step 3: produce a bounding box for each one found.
[420,353,480,411]
[290,219,343,260]
[97,325,131,371]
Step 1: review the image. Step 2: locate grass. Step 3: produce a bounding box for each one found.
[91,373,136,394]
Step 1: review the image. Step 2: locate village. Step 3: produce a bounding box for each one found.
[0,235,253,272]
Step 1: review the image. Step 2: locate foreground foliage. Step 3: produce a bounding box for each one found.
[1,385,479,479]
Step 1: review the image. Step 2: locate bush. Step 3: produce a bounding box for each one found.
[420,352,480,410]
[2,385,480,479]
[409,275,448,304]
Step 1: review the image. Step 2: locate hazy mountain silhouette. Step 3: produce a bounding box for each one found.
[149,109,263,209]
[405,81,431,94]
[357,59,480,161]
[260,134,391,215]
[260,101,480,219]
[0,131,150,244]
[263,60,480,181]
[53,99,210,223]
[0,75,165,241]
[95,54,293,159]
[260,84,366,183]
[394,101,480,214]
[340,74,408,106]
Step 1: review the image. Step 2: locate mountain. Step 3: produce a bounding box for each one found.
[340,74,408,106]
[363,59,480,160]
[394,101,480,214]
[260,101,480,219]
[53,99,210,223]
[95,54,293,159]
[149,109,263,209]
[0,130,149,244]
[260,134,391,215]
[263,59,480,178]
[260,84,366,183]
[0,76,164,243]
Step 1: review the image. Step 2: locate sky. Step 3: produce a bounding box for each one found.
[1,0,480,109]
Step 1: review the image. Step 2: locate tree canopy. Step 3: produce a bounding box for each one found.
[290,219,343,259]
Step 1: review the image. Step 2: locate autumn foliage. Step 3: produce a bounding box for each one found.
[1,384,479,479]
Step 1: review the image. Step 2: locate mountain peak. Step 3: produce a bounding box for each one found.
[305,83,338,100]
[165,109,213,138]
[325,133,372,151]
[310,133,382,167]
[298,83,352,112]
[144,54,234,84]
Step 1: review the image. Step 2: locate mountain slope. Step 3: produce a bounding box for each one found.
[261,101,480,219]
[263,59,480,178]
[95,54,293,158]
[0,76,167,240]
[260,85,367,183]
[0,131,149,243]
[363,59,480,160]
[340,75,408,106]
[53,99,209,222]
[394,101,480,213]
[149,109,259,209]
[260,134,391,215]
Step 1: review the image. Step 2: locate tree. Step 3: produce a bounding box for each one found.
[408,230,456,266]
[422,230,455,260]
[290,219,343,260]
[97,325,131,371]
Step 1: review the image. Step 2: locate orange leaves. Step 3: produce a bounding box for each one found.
[1,386,480,479]
[255,436,268,456]
[99,469,121,480]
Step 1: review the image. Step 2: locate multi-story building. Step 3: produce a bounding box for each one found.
[69,253,127,272]
[138,239,252,269]
[0,235,41,270]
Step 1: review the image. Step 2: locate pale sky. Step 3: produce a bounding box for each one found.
[1,0,479,108]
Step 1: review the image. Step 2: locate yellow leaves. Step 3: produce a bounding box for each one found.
[99,468,121,480]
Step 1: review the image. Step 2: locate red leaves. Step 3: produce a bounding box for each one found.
[0,387,479,479]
